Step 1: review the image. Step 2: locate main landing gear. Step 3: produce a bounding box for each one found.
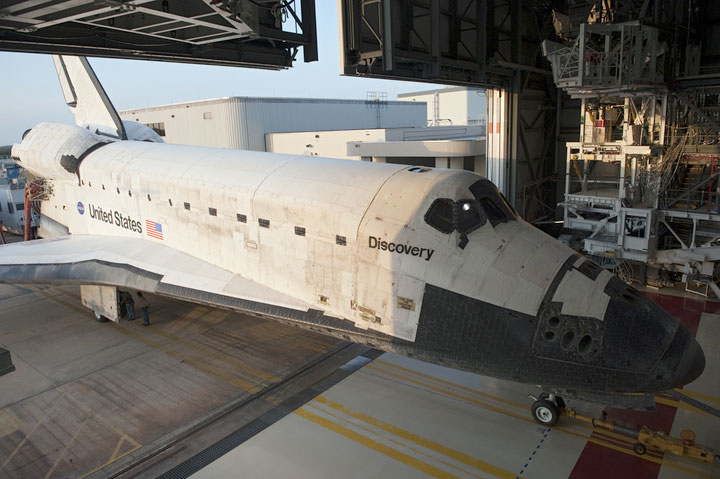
[529,392,565,426]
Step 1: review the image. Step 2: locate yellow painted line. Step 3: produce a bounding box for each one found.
[554,426,717,478]
[43,415,89,479]
[365,363,531,423]
[0,408,20,438]
[674,388,720,405]
[313,396,517,479]
[110,322,264,391]
[173,355,263,394]
[108,436,126,463]
[306,403,491,479]
[655,396,711,416]
[374,359,528,409]
[147,327,279,384]
[28,286,91,317]
[76,441,142,479]
[0,391,66,473]
[294,407,458,479]
[367,363,718,477]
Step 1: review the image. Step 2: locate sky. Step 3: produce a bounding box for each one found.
[0,3,445,146]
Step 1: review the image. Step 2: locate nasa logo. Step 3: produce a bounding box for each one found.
[77,201,85,215]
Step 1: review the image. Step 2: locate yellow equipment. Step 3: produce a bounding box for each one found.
[561,408,719,465]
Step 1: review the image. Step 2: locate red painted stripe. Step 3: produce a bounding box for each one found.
[569,292,719,479]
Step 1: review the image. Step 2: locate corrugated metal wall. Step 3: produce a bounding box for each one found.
[120,98,425,151]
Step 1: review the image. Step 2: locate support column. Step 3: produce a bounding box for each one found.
[450,157,464,170]
[474,155,486,175]
[435,157,450,168]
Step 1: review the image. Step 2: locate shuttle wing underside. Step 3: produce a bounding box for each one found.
[0,235,318,319]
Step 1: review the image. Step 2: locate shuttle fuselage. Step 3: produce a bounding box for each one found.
[6,121,705,400]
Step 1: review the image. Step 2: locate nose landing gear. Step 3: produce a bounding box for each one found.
[529,393,565,426]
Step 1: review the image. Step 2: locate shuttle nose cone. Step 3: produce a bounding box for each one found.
[672,337,705,388]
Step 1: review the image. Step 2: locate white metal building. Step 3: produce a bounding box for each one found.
[267,126,485,173]
[119,97,426,151]
[398,87,486,127]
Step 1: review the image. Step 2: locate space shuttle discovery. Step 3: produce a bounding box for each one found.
[0,56,706,425]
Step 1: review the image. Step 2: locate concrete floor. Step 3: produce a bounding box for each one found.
[0,282,348,479]
[0,249,718,478]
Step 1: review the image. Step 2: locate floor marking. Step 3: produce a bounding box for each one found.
[374,359,528,409]
[27,286,93,317]
[306,403,491,479]
[516,428,549,479]
[555,425,716,478]
[0,390,67,473]
[109,436,126,463]
[365,364,532,423]
[0,407,20,438]
[655,396,711,416]
[43,414,90,479]
[673,388,720,405]
[148,327,279,384]
[110,322,264,392]
[75,441,142,479]
[294,407,458,479]
[367,364,716,478]
[312,396,517,479]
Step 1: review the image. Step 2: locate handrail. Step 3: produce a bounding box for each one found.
[662,171,720,210]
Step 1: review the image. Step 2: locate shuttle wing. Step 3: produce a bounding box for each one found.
[0,236,313,315]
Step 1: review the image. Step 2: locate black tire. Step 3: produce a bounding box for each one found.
[632,443,646,455]
[94,311,109,323]
[539,393,566,410]
[532,399,559,426]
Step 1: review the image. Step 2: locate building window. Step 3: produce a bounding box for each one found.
[147,194,151,201]
[0,203,3,212]
[336,235,347,246]
[209,207,217,216]
[295,226,306,236]
[184,202,191,210]
[144,122,166,136]
[259,218,270,228]
[16,203,24,211]
[203,112,213,120]
[237,214,247,223]
[7,203,13,213]
[168,199,173,206]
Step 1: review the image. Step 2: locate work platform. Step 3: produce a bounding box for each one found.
[0,271,718,478]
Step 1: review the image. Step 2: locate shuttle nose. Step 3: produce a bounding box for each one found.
[672,337,705,388]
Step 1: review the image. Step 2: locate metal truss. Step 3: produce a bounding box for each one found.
[0,0,317,68]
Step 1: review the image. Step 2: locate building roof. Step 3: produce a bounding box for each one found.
[120,96,424,114]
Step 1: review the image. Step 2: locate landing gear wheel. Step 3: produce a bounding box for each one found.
[632,443,646,455]
[532,399,559,426]
[539,393,566,410]
[94,311,109,323]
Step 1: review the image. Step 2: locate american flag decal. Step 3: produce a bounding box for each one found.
[145,220,164,240]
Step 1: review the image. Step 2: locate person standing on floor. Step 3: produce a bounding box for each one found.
[119,290,135,320]
[136,292,150,326]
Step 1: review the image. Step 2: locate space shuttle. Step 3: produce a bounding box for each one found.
[0,55,706,426]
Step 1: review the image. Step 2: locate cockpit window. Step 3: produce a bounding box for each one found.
[424,198,454,234]
[469,179,517,226]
